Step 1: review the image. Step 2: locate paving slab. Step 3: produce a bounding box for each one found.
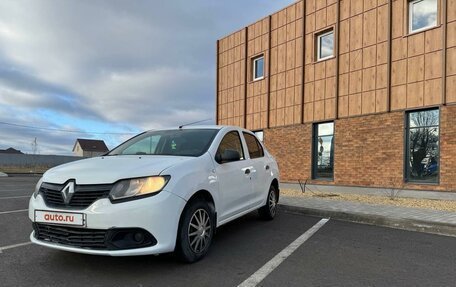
[279,196,456,237]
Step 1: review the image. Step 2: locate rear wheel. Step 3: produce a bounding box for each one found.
[258,185,278,220]
[176,199,215,263]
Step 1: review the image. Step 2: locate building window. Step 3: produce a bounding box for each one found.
[252,55,264,81]
[409,0,438,33]
[313,122,334,180]
[405,109,440,183]
[316,30,334,61]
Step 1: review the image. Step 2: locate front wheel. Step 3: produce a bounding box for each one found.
[175,199,215,263]
[258,185,278,220]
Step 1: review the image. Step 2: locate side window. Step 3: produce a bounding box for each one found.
[216,131,245,162]
[243,132,264,159]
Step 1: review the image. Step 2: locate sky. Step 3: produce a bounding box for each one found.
[0,0,295,155]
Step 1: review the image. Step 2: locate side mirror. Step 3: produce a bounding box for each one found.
[216,149,240,164]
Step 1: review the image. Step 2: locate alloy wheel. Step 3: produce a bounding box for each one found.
[188,208,211,253]
[269,189,277,217]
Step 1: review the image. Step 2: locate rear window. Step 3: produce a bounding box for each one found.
[109,129,219,157]
[243,132,264,159]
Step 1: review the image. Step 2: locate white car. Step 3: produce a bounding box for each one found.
[29,126,280,262]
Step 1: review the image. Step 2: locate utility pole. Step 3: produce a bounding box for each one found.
[31,137,38,174]
[31,137,38,155]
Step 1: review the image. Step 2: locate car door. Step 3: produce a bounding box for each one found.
[214,130,253,221]
[242,132,269,206]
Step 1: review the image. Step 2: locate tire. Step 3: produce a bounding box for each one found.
[175,199,215,263]
[258,185,278,220]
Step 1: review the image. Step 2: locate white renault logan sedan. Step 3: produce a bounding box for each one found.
[29,126,279,262]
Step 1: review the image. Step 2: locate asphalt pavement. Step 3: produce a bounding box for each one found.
[1,177,455,287]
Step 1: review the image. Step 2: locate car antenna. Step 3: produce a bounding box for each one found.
[179,118,212,129]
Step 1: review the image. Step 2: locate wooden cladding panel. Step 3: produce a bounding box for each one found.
[246,17,270,130]
[425,27,442,53]
[363,10,377,47]
[447,21,456,48]
[269,1,304,128]
[303,0,337,123]
[424,78,442,106]
[338,0,389,118]
[447,75,456,103]
[450,0,456,22]
[217,29,246,126]
[389,0,444,110]
[391,0,404,39]
[447,0,456,104]
[217,0,454,128]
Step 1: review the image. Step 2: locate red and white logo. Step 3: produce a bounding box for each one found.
[35,210,85,226]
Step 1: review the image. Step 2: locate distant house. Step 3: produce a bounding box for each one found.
[0,147,24,154]
[72,139,109,157]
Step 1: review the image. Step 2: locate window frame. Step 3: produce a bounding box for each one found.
[316,29,335,62]
[252,55,264,81]
[312,122,335,181]
[408,0,438,34]
[404,108,440,184]
[243,132,264,159]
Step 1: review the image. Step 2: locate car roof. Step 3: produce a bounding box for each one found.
[145,125,250,132]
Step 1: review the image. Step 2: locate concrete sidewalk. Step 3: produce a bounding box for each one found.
[281,182,456,201]
[279,196,456,237]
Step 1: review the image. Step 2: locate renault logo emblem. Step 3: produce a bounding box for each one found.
[61,181,75,205]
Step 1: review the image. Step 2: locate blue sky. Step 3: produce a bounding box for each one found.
[0,0,295,155]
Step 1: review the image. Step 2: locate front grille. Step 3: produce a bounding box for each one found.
[33,224,157,250]
[40,182,112,209]
[33,223,108,250]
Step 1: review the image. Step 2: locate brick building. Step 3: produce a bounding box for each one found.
[216,0,456,191]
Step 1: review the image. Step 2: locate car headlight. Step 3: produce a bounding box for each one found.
[33,177,44,198]
[109,176,170,202]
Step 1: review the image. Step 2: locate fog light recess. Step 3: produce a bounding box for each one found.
[106,228,157,250]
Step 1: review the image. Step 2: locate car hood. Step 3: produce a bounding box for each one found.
[43,155,194,184]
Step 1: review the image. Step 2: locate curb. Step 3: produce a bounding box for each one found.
[279,204,456,238]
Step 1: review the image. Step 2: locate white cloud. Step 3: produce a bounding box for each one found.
[0,0,295,154]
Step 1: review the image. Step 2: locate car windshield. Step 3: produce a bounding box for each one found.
[108,129,219,157]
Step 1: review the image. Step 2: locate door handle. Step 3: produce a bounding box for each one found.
[265,165,270,170]
[244,168,251,175]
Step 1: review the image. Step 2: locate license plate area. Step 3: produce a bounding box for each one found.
[35,210,86,227]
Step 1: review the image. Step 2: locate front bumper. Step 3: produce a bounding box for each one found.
[29,190,187,256]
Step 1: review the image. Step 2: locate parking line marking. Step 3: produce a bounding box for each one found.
[0,195,30,199]
[0,242,32,254]
[238,218,330,287]
[0,209,28,215]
